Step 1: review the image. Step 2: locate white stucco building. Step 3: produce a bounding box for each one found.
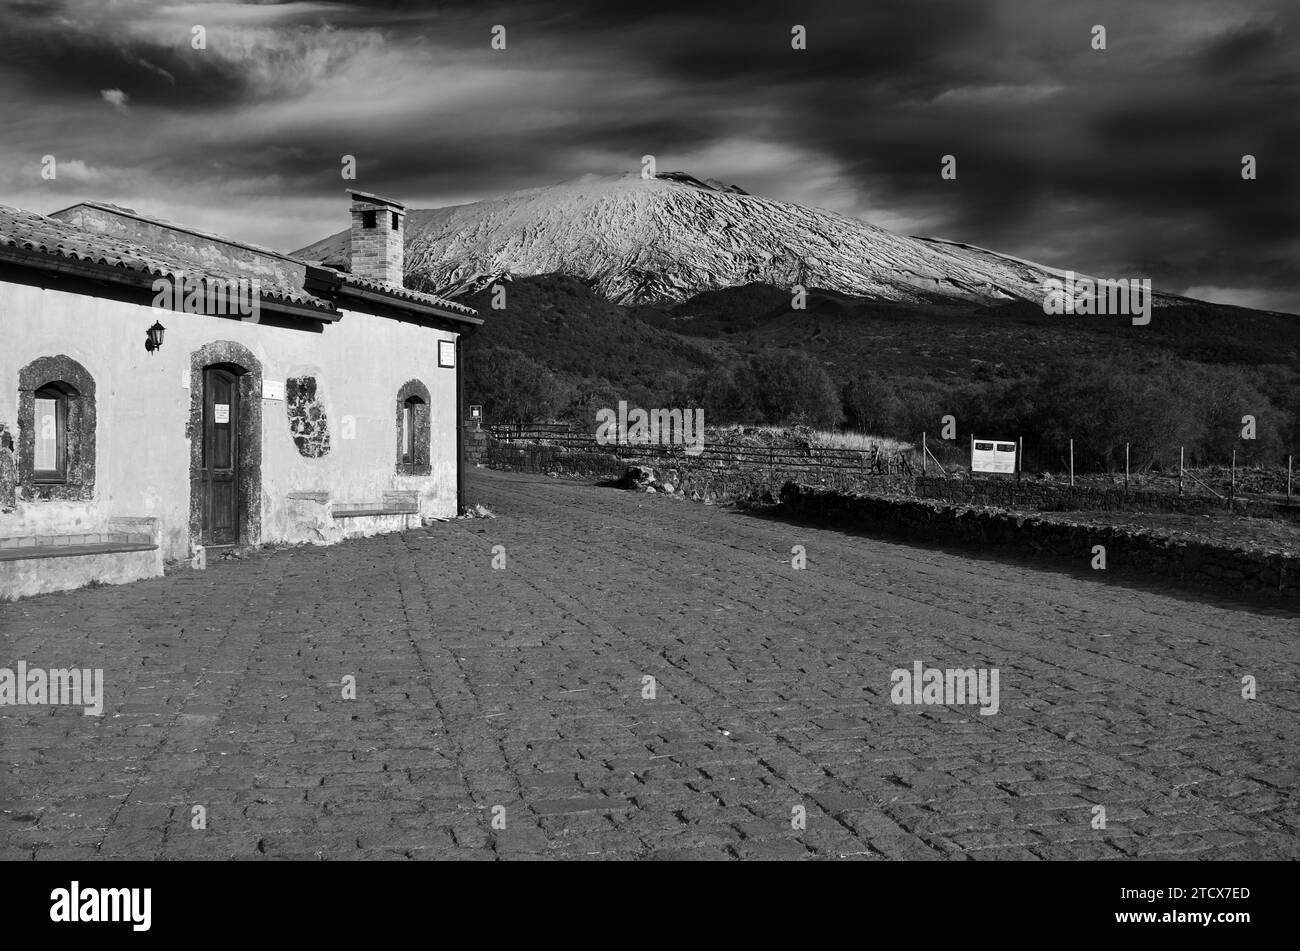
[0,190,480,598]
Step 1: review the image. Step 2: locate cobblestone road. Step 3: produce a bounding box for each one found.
[2,469,1297,860]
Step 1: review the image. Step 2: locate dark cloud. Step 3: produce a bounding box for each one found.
[1195,21,1284,74]
[0,0,1295,311]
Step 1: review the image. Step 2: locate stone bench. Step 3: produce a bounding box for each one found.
[279,491,423,544]
[330,490,419,519]
[332,502,419,518]
[0,523,163,599]
[285,490,420,520]
[0,531,156,561]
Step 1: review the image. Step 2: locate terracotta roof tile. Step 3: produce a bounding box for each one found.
[0,203,477,321]
[0,203,337,312]
[340,273,478,316]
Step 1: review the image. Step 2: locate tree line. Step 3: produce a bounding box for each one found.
[465,346,1298,472]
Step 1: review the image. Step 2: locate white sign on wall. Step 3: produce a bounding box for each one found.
[972,438,1017,474]
[214,404,230,424]
[438,339,456,368]
[262,379,285,401]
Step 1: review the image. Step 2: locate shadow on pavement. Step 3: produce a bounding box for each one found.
[738,502,1300,620]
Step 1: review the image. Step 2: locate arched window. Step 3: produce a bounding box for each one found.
[33,382,75,482]
[395,380,431,475]
[402,395,423,466]
[17,355,96,500]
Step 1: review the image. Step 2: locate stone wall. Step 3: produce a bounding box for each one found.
[913,475,1294,519]
[481,436,1299,527]
[484,440,627,482]
[463,419,488,467]
[286,376,331,458]
[778,482,1300,601]
[0,423,14,512]
[482,437,912,500]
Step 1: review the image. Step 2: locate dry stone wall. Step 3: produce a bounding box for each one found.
[778,482,1300,601]
[914,476,1294,519]
[481,437,911,500]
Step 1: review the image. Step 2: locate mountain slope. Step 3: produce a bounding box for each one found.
[296,172,1179,308]
[456,273,721,384]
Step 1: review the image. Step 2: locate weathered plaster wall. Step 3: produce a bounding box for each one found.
[0,279,460,561]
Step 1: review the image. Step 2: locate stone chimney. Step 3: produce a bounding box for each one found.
[348,190,405,286]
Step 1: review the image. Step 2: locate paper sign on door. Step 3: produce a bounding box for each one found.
[214,404,230,424]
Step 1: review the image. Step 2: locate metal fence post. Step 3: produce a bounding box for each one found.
[1125,442,1130,493]
[1069,438,1074,487]
[1179,446,1184,496]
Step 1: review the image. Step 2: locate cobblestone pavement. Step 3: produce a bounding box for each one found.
[2,468,1297,860]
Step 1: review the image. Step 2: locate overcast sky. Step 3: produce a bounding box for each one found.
[0,0,1296,312]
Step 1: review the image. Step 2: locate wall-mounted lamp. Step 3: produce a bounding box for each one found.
[145,320,166,355]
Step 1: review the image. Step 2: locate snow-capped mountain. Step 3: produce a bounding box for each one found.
[295,171,1149,307]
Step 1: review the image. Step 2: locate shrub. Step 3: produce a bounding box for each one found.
[464,347,566,424]
[749,351,843,428]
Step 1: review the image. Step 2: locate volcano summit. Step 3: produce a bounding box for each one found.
[297,171,1168,310]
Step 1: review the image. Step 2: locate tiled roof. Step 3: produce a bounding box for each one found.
[341,273,479,316]
[0,202,478,322]
[0,203,337,313]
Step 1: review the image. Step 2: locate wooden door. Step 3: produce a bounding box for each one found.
[202,367,240,545]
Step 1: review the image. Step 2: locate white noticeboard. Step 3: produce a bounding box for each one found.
[214,403,230,424]
[438,340,456,368]
[972,437,1017,474]
[262,379,285,401]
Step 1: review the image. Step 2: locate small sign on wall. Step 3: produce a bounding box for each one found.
[214,404,230,424]
[438,340,456,368]
[971,438,1017,474]
[262,379,285,401]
